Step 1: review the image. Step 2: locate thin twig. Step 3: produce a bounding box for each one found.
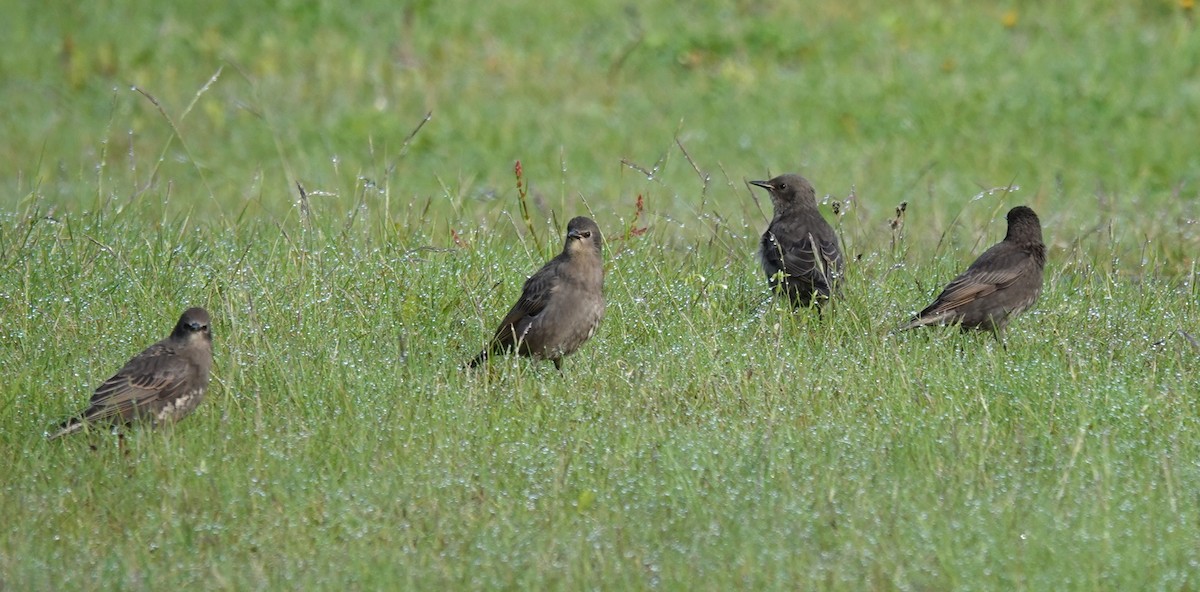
[387,111,433,175]
[1179,329,1200,350]
[675,135,710,198]
[619,158,654,178]
[513,160,542,253]
[607,7,644,80]
[296,182,312,229]
[132,67,223,200]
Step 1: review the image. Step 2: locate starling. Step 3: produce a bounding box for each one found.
[899,206,1046,335]
[469,216,605,370]
[750,173,844,307]
[48,307,214,440]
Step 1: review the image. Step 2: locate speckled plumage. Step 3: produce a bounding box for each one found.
[48,308,213,439]
[751,174,844,308]
[469,216,605,370]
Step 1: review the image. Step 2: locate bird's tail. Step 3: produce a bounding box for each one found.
[894,311,955,333]
[46,418,85,440]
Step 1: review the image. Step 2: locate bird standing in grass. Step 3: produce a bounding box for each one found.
[469,216,605,370]
[899,206,1046,336]
[750,173,844,308]
[48,307,213,440]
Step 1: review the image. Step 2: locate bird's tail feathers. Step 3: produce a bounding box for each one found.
[895,312,954,332]
[46,418,85,440]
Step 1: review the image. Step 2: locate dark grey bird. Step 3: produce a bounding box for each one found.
[899,206,1046,335]
[750,173,844,307]
[48,307,214,439]
[469,216,605,370]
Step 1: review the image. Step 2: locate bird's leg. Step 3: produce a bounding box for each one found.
[992,326,1008,351]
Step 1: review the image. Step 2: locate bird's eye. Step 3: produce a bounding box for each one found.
[778,183,787,190]
[580,231,591,238]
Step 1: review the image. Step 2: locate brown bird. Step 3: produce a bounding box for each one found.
[48,307,214,439]
[750,173,844,307]
[469,216,605,370]
[899,206,1046,336]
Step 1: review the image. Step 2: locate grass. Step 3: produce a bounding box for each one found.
[2,0,1200,589]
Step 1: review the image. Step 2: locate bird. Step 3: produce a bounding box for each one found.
[899,205,1046,336]
[47,307,214,440]
[468,216,605,370]
[750,173,844,307]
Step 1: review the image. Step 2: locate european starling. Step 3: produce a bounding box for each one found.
[750,173,844,307]
[900,206,1046,335]
[48,307,214,439]
[469,216,605,370]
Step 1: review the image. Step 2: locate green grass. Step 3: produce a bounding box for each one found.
[2,0,1200,589]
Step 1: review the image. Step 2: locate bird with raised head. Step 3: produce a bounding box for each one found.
[750,173,844,308]
[469,216,605,370]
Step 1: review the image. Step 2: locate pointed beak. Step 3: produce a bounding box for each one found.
[749,180,772,190]
[567,229,583,240]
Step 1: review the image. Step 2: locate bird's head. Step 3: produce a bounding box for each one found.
[173,307,213,342]
[564,216,603,257]
[750,173,817,211]
[1005,206,1043,244]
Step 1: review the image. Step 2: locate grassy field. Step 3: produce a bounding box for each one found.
[2,0,1199,589]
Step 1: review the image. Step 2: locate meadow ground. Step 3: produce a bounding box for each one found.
[2,1,1199,589]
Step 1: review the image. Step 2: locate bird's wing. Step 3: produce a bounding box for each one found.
[81,345,196,422]
[490,262,560,348]
[766,231,841,291]
[919,260,1028,316]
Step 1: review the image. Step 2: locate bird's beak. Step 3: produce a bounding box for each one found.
[749,180,772,190]
[567,229,583,240]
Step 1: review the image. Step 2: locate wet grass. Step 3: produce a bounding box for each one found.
[2,0,1200,589]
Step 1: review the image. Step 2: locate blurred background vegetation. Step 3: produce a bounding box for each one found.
[2,1,1197,273]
